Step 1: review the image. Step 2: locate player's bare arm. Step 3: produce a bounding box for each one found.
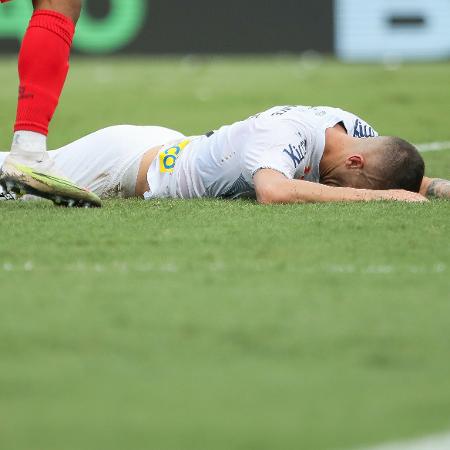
[254,169,427,204]
[420,176,450,200]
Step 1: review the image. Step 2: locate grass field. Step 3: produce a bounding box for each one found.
[0,57,449,450]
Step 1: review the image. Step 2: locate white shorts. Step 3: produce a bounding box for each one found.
[1,125,185,198]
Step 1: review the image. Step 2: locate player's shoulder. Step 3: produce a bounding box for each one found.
[245,104,378,138]
[257,105,315,118]
[256,105,345,124]
[314,106,379,138]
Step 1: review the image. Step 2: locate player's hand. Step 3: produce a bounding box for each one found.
[421,178,450,200]
[384,190,428,202]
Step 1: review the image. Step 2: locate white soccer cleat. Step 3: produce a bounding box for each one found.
[0,151,102,208]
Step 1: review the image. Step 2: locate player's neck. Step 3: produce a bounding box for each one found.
[320,125,350,179]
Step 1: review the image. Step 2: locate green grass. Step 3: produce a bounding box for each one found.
[1,57,450,450]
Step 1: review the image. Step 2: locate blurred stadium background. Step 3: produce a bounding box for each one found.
[1,0,449,59]
[1,1,449,450]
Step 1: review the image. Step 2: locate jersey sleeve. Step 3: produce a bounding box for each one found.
[242,121,309,182]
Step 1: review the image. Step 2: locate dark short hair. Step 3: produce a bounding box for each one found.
[374,137,425,192]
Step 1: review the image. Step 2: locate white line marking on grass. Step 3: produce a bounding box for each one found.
[416,141,450,153]
[359,431,450,450]
[0,261,447,275]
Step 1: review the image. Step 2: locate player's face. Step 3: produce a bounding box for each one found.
[322,168,358,188]
[324,164,384,190]
[321,156,369,189]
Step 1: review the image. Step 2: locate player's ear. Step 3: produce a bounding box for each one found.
[345,155,365,170]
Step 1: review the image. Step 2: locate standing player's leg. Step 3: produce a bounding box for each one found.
[0,0,101,207]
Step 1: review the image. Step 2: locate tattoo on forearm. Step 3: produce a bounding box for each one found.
[426,179,450,199]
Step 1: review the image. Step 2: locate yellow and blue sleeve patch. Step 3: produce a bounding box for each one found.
[159,139,190,173]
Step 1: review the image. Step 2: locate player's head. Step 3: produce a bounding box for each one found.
[323,136,425,192]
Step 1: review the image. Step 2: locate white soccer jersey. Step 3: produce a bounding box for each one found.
[144,105,379,200]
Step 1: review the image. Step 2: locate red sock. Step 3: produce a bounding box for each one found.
[14,10,75,136]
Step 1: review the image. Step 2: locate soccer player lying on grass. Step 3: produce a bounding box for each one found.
[0,105,449,204]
